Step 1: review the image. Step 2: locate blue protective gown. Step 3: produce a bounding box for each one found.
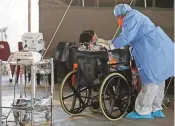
[111,10,174,85]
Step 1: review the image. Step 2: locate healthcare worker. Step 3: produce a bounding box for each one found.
[97,4,174,119]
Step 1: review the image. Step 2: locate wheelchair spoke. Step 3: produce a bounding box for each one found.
[100,74,131,120]
[113,78,120,96]
[71,95,77,111]
[63,87,88,100]
[109,98,115,114]
[60,71,91,115]
[68,82,85,105]
[108,78,121,115]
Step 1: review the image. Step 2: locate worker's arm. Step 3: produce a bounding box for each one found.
[110,13,141,49]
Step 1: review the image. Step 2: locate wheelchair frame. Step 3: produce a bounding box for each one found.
[59,46,140,121]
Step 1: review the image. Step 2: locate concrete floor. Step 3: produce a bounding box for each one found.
[1,75,174,126]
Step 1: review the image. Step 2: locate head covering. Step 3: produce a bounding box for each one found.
[114,4,132,17]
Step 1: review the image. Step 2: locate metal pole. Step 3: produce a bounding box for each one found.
[82,0,85,7]
[19,65,23,98]
[114,0,116,6]
[152,0,155,7]
[133,0,136,7]
[31,65,36,126]
[144,0,147,7]
[78,0,81,6]
[28,0,31,32]
[96,0,99,7]
[51,58,54,125]
[0,59,2,126]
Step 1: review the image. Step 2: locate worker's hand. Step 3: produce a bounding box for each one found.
[96,38,110,46]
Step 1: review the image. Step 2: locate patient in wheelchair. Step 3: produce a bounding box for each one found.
[78,30,129,71]
[79,30,117,68]
[78,30,103,51]
[76,30,130,90]
[60,30,139,118]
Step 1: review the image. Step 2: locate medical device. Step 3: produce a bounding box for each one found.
[22,32,45,52]
[11,32,45,65]
[13,51,42,65]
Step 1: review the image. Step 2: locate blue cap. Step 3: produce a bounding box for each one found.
[114,4,132,17]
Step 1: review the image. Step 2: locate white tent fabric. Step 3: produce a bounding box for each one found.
[0,0,39,52]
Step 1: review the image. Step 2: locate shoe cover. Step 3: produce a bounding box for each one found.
[126,111,154,119]
[152,110,166,118]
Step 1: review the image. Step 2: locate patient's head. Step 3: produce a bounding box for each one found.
[79,30,98,45]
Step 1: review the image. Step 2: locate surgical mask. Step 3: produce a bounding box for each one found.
[117,16,123,27]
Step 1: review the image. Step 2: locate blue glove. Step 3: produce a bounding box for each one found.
[152,110,166,118]
[126,111,154,119]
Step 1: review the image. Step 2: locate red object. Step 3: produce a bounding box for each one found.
[0,41,15,74]
[18,42,23,51]
[17,42,23,77]
[0,41,11,61]
[72,64,78,86]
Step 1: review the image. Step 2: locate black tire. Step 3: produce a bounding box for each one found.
[59,70,91,115]
[99,73,131,121]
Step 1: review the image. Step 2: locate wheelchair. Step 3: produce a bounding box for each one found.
[59,45,141,121]
[59,39,141,120]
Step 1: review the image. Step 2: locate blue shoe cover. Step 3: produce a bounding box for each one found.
[126,111,154,119]
[152,110,166,118]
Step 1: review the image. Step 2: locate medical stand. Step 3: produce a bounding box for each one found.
[0,58,55,126]
[0,59,2,125]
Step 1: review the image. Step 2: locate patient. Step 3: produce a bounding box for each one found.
[78,30,118,69]
[79,30,102,51]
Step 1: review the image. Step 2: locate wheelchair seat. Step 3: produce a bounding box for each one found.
[76,50,109,85]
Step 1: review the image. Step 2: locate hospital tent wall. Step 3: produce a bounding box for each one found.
[39,3,174,94]
[39,6,174,57]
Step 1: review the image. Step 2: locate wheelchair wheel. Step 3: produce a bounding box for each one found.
[99,73,131,121]
[59,70,91,115]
